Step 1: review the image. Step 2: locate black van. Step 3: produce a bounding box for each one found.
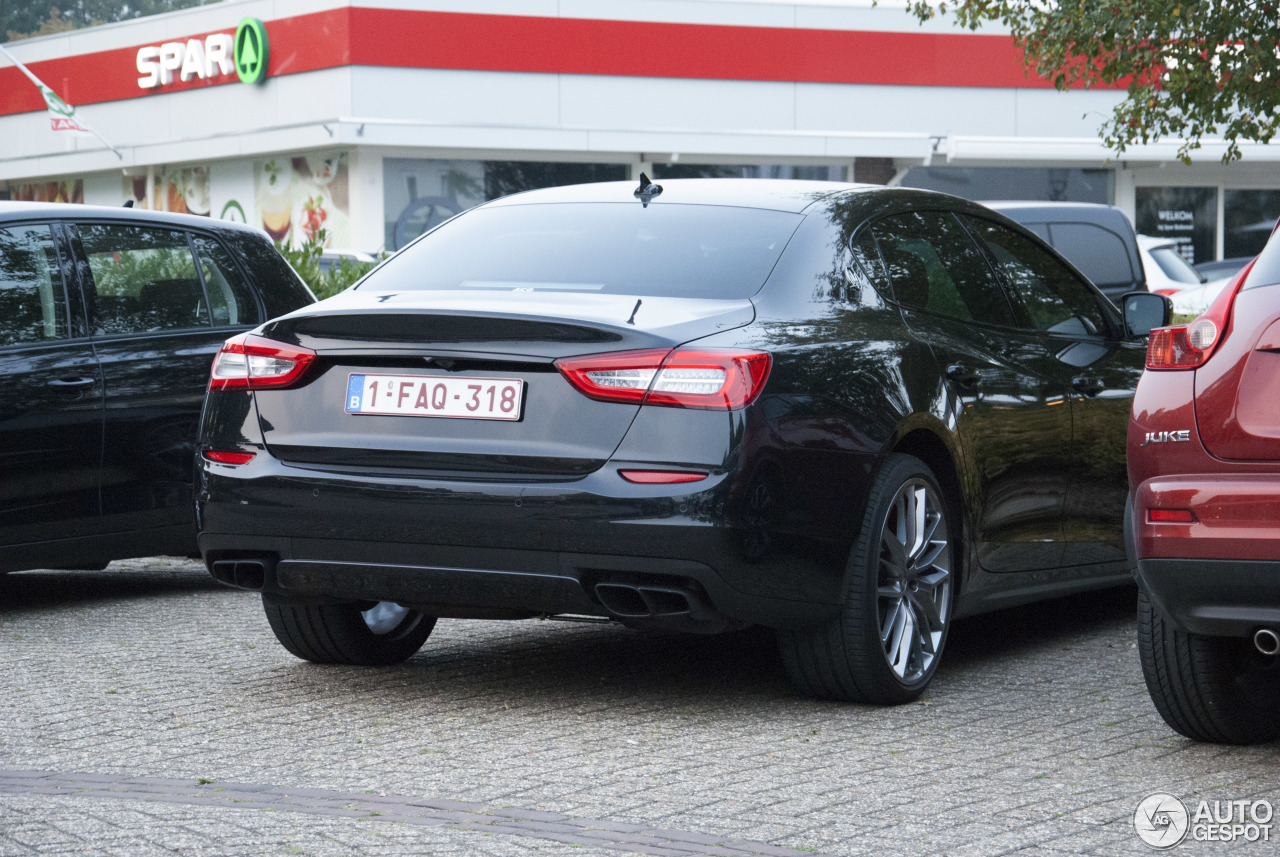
[984,201,1146,301]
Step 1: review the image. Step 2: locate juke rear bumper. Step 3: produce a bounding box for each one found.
[1134,474,1280,636]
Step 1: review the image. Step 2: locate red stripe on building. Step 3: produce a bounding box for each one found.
[0,7,1061,119]
[353,9,1044,88]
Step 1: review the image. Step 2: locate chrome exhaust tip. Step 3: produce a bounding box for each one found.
[1253,628,1280,656]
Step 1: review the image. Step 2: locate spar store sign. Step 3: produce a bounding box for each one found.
[136,18,268,89]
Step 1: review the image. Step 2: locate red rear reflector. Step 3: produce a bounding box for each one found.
[619,470,708,484]
[210,333,317,391]
[555,348,771,410]
[1148,509,1195,523]
[203,450,256,465]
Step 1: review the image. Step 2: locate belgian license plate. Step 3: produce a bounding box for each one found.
[345,373,524,421]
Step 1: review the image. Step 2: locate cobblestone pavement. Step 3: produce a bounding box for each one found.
[2,558,1278,856]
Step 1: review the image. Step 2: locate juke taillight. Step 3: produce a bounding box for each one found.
[1146,261,1255,371]
[555,347,771,411]
[209,333,317,391]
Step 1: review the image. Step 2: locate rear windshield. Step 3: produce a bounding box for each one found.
[359,203,803,300]
[1147,245,1204,285]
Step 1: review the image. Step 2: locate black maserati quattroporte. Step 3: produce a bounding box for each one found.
[196,179,1168,703]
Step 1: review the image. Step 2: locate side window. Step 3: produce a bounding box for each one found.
[1046,223,1136,291]
[965,216,1108,337]
[871,211,1017,327]
[77,224,211,335]
[192,236,261,327]
[220,230,316,319]
[848,231,892,301]
[0,224,67,347]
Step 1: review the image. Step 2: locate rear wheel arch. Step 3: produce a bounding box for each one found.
[892,427,969,561]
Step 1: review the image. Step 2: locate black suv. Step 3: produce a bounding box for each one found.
[0,202,314,574]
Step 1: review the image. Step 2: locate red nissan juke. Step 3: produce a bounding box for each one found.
[1129,225,1280,744]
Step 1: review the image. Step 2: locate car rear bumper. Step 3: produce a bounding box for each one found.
[1136,558,1280,637]
[1134,474,1280,562]
[196,456,850,630]
[1133,473,1280,635]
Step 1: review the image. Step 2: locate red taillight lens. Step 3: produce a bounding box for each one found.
[553,348,671,405]
[555,348,771,411]
[209,333,317,390]
[619,470,708,484]
[1145,260,1256,371]
[1146,326,1208,370]
[1148,509,1195,523]
[203,450,256,465]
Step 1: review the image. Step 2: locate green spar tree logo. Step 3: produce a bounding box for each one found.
[234,18,269,85]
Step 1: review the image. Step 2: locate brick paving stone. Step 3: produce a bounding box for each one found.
[3,560,1280,857]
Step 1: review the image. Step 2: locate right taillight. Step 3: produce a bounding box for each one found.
[1146,260,1256,371]
[555,347,771,411]
[209,333,317,390]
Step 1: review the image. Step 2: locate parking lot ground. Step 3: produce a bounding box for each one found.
[2,558,1278,856]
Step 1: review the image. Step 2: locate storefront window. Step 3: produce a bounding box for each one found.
[1135,187,1216,265]
[652,164,844,181]
[383,160,628,250]
[1224,190,1280,259]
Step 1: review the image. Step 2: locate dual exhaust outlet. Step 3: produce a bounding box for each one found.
[592,580,737,634]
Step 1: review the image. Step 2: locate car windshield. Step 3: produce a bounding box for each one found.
[360,202,804,300]
[1148,245,1205,285]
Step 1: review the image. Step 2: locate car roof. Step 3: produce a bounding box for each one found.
[482,178,867,214]
[0,200,263,235]
[980,200,1131,224]
[1137,234,1182,250]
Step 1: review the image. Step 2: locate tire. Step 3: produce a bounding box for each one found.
[263,596,436,666]
[1137,587,1280,744]
[779,454,955,704]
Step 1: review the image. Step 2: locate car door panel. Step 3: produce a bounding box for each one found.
[961,214,1142,568]
[0,221,104,552]
[68,222,259,537]
[870,210,1072,573]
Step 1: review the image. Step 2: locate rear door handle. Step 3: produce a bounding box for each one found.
[946,364,982,388]
[46,377,96,390]
[1072,375,1105,397]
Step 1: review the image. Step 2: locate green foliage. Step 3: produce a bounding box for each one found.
[274,228,383,300]
[902,0,1280,164]
[87,247,193,297]
[4,2,219,42]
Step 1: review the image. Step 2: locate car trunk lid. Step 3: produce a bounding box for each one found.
[252,291,754,479]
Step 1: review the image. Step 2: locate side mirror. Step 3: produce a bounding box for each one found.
[1121,291,1172,337]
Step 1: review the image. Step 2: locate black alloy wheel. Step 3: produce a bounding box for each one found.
[779,454,954,704]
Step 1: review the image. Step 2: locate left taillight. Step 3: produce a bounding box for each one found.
[555,347,771,411]
[1146,260,1255,371]
[209,333,317,391]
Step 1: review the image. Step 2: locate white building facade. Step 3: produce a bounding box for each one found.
[2,0,1277,262]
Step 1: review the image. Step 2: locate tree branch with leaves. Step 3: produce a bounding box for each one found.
[903,1,1280,163]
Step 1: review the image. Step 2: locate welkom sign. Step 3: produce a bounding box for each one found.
[136,18,268,89]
